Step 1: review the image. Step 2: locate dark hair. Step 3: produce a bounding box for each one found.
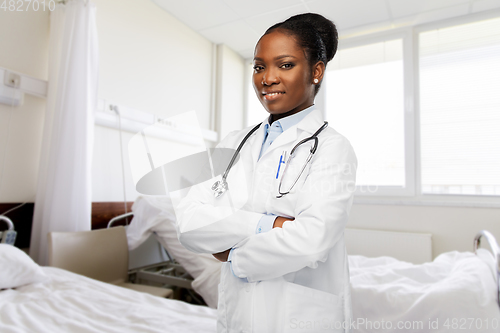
[264,13,338,94]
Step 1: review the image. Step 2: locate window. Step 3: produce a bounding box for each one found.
[419,17,500,196]
[324,38,408,194]
[243,14,500,205]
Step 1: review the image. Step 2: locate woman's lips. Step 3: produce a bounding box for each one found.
[263,91,285,101]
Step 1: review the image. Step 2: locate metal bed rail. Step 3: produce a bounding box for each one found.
[0,215,17,245]
[107,212,133,228]
[130,261,193,290]
[0,215,14,230]
[474,230,500,307]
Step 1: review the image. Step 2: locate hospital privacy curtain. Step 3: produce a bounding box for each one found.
[30,0,99,265]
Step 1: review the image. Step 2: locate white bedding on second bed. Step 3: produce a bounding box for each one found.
[0,267,217,333]
[349,250,500,332]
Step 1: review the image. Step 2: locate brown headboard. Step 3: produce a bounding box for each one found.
[0,201,134,248]
[91,202,134,229]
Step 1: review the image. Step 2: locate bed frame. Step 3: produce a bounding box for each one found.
[0,215,14,230]
[474,230,500,307]
[108,213,195,291]
[0,215,16,245]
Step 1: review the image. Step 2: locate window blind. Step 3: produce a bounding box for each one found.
[419,17,500,196]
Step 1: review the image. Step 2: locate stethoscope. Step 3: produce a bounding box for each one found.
[212,121,328,199]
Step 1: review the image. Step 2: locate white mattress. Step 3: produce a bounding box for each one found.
[6,247,497,332]
[0,267,217,333]
[349,250,500,333]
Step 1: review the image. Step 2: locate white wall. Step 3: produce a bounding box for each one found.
[349,204,500,258]
[0,9,49,203]
[90,0,215,202]
[95,0,213,124]
[0,0,217,203]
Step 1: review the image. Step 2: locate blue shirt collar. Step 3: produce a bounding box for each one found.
[264,105,316,134]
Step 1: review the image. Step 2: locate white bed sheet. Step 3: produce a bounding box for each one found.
[0,267,217,333]
[349,249,500,332]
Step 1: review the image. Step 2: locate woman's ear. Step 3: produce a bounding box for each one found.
[312,61,326,84]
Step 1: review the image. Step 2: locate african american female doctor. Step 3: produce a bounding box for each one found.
[177,13,357,333]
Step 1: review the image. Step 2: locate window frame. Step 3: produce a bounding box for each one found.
[412,9,500,208]
[321,28,416,198]
[244,10,500,207]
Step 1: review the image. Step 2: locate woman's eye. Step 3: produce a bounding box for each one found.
[281,63,294,69]
[253,65,264,72]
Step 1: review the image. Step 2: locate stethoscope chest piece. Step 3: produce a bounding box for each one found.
[212,179,228,198]
[211,122,262,199]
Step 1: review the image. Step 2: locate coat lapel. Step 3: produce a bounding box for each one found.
[259,108,325,160]
[296,107,325,135]
[249,122,267,167]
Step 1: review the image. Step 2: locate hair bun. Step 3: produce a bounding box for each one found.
[285,13,338,62]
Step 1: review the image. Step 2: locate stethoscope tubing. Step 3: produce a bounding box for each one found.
[277,121,328,197]
[221,122,262,182]
[215,120,328,198]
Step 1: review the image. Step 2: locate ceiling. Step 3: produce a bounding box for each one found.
[151,0,500,59]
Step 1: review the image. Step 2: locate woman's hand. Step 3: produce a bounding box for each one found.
[273,216,295,228]
[213,249,231,262]
[212,216,295,261]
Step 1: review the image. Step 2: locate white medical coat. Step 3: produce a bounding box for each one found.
[177,108,357,333]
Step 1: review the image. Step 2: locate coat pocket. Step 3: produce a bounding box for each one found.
[283,282,345,333]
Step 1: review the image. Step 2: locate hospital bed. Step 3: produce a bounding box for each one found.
[122,196,500,332]
[0,243,217,333]
[109,196,220,308]
[108,213,194,291]
[108,214,202,304]
[47,226,174,298]
[1,197,499,333]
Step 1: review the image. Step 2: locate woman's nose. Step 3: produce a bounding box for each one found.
[262,69,280,86]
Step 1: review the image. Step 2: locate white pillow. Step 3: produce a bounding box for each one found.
[0,244,47,289]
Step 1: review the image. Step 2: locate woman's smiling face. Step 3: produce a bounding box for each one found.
[252,30,321,121]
